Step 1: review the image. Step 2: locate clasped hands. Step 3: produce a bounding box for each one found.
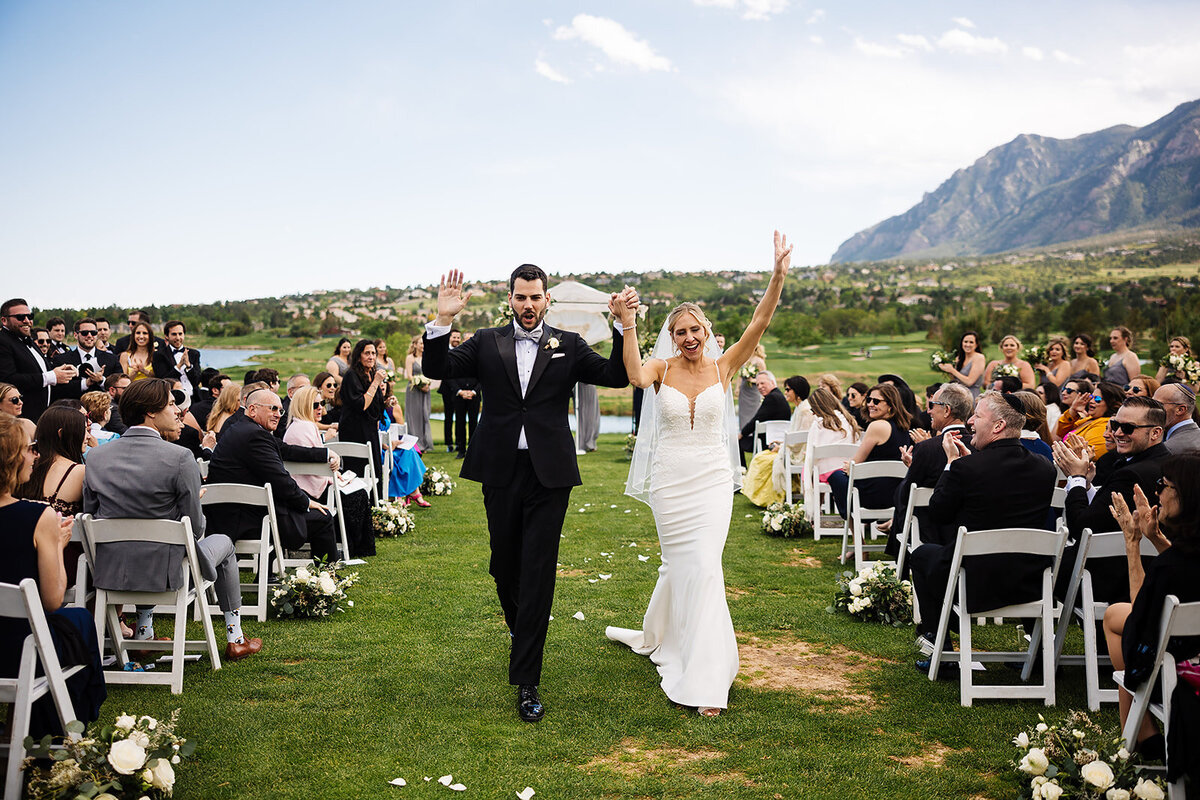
[607,287,640,326]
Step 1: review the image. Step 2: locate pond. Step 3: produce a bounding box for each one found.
[199,348,271,370]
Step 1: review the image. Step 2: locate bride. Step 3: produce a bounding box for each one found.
[605,231,791,716]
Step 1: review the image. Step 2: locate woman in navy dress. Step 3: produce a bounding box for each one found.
[827,383,911,518]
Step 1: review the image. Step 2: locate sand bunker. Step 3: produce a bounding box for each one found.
[737,635,883,707]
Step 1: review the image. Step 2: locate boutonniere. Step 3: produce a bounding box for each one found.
[544,337,560,351]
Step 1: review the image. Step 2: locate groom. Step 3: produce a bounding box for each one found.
[423,265,633,722]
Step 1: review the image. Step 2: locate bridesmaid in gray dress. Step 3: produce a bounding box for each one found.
[575,382,600,452]
[737,344,767,429]
[404,335,434,452]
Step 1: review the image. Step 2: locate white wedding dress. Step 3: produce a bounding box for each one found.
[606,364,740,709]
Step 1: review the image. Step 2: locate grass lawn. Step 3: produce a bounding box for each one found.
[100,435,1116,799]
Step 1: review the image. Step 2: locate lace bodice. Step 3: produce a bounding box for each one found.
[656,382,727,448]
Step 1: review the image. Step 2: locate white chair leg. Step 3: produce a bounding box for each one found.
[959,609,974,707]
[170,598,188,695]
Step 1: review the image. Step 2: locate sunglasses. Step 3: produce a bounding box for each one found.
[1108,419,1157,435]
[928,400,949,408]
[35,339,50,346]
[4,395,22,404]
[1126,385,1145,395]
[1090,395,1103,403]
[28,440,38,455]
[1156,477,1175,494]
[865,397,885,406]
[312,401,323,409]
[77,329,98,336]
[9,313,34,321]
[1061,387,1077,395]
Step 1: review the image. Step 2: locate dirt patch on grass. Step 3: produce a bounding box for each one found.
[581,739,744,784]
[557,566,588,577]
[901,347,926,354]
[726,586,750,597]
[736,635,882,707]
[890,743,954,769]
[780,547,822,568]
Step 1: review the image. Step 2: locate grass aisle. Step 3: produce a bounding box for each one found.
[106,435,1112,799]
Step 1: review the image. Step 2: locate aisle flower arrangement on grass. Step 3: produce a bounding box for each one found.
[23,710,195,800]
[1010,710,1166,800]
[760,502,814,539]
[624,433,637,458]
[372,501,415,537]
[1023,344,1048,366]
[270,559,359,619]
[421,467,455,496]
[930,349,957,371]
[830,564,913,626]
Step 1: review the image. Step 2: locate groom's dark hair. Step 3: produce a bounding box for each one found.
[509,264,548,293]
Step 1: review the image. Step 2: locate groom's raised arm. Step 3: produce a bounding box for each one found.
[424,269,479,380]
[574,323,630,389]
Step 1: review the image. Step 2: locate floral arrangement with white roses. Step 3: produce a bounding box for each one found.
[1160,351,1200,383]
[371,500,415,537]
[270,558,359,619]
[1024,344,1049,366]
[994,362,1022,379]
[23,709,194,799]
[624,433,637,457]
[738,363,760,381]
[760,501,814,539]
[421,467,455,496]
[492,302,514,327]
[930,349,957,371]
[1011,710,1166,800]
[409,374,432,391]
[830,564,913,626]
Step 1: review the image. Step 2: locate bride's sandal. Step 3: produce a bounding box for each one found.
[698,707,722,717]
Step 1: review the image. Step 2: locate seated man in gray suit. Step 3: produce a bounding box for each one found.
[1154,382,1200,454]
[83,379,263,661]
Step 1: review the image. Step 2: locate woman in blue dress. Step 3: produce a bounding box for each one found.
[380,405,430,507]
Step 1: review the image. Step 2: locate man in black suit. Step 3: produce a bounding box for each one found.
[274,374,311,440]
[738,370,791,460]
[190,373,231,432]
[152,320,202,403]
[45,317,71,358]
[909,392,1057,663]
[1053,395,1170,603]
[102,373,133,434]
[885,382,975,557]
[205,388,340,562]
[51,317,120,402]
[1155,383,1200,454]
[423,265,631,722]
[0,297,78,421]
[437,330,464,452]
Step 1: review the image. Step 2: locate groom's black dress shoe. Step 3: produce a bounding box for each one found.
[517,684,544,722]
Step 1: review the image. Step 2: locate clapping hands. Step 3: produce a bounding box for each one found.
[1110,485,1159,548]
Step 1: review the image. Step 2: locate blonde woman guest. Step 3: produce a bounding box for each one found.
[797,386,860,487]
[80,391,119,447]
[1069,333,1102,379]
[938,331,986,399]
[1035,336,1072,388]
[983,335,1036,390]
[404,335,435,452]
[1012,391,1053,461]
[119,321,156,381]
[737,344,767,429]
[817,373,841,400]
[206,383,242,437]
[283,385,336,500]
[1154,335,1192,384]
[325,338,352,387]
[0,382,23,417]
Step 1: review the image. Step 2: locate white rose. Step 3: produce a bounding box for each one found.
[107,738,148,775]
[860,596,872,607]
[147,757,176,791]
[114,714,137,731]
[319,571,331,580]
[848,579,863,596]
[319,575,338,594]
[1107,789,1131,800]
[128,729,150,748]
[94,794,120,800]
[1013,731,1030,748]
[1072,729,1086,739]
[1036,722,1048,732]
[1133,778,1165,800]
[1081,760,1115,790]
[1018,747,1049,776]
[296,567,311,581]
[139,715,157,730]
[1116,747,1130,761]
[771,519,782,531]
[1032,776,1048,787]
[1040,781,1063,800]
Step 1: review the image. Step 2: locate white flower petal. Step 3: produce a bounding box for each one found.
[450,784,466,791]
[572,611,585,620]
[517,788,536,800]
[599,574,612,580]
[638,555,650,562]
[439,775,453,786]
[588,579,598,583]
[390,778,407,787]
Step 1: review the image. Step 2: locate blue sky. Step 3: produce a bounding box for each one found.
[3,1,1200,308]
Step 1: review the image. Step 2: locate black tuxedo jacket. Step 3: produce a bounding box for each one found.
[151,346,201,395]
[739,387,791,449]
[1064,443,1169,540]
[423,323,628,488]
[889,423,973,548]
[50,348,120,401]
[0,327,51,420]
[204,412,327,544]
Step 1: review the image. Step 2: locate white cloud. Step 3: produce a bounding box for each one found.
[1022,46,1044,61]
[1053,49,1083,65]
[806,9,825,24]
[553,14,673,72]
[937,29,1008,55]
[854,36,907,59]
[809,35,824,45]
[535,59,571,84]
[1116,40,1200,101]
[897,34,933,52]
[693,0,789,21]
[952,16,976,29]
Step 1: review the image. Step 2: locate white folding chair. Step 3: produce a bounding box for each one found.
[753,420,789,455]
[379,430,393,502]
[1050,486,1067,531]
[804,442,859,539]
[78,514,222,694]
[781,429,808,505]
[66,523,94,609]
[283,461,359,565]
[840,460,908,570]
[196,457,209,480]
[0,578,83,798]
[199,482,281,621]
[927,526,1069,706]
[895,484,935,579]
[1114,594,1200,800]
[1053,529,1159,710]
[327,441,379,507]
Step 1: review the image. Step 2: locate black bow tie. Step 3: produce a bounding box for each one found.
[514,326,542,343]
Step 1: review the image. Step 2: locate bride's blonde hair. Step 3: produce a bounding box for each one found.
[666,302,713,338]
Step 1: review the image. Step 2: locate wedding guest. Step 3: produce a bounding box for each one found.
[325,338,352,387]
[1,299,80,422]
[843,381,870,428]
[379,403,429,507]
[0,412,106,737]
[1155,335,1193,384]
[1070,333,1102,379]
[1035,380,1063,432]
[738,370,791,461]
[15,405,87,517]
[112,310,163,353]
[205,383,242,437]
[804,386,862,484]
[1102,454,1200,761]
[374,338,397,374]
[1035,336,1072,388]
[191,373,231,431]
[817,373,842,400]
[152,321,201,402]
[313,370,341,433]
[741,374,809,506]
[102,373,132,435]
[1012,390,1053,461]
[827,383,911,518]
[1126,374,1159,398]
[983,335,1036,390]
[45,317,70,357]
[437,330,464,452]
[737,344,768,430]
[274,373,311,440]
[52,318,118,402]
[1,383,23,418]
[340,339,391,498]
[1105,326,1141,387]
[1154,383,1200,454]
[119,321,156,381]
[1057,381,1124,458]
[80,391,120,448]
[94,318,111,351]
[992,374,1023,395]
[938,330,986,399]
[32,328,52,360]
[404,334,434,452]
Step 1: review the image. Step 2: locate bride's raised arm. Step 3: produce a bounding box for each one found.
[611,290,665,390]
[718,230,791,380]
